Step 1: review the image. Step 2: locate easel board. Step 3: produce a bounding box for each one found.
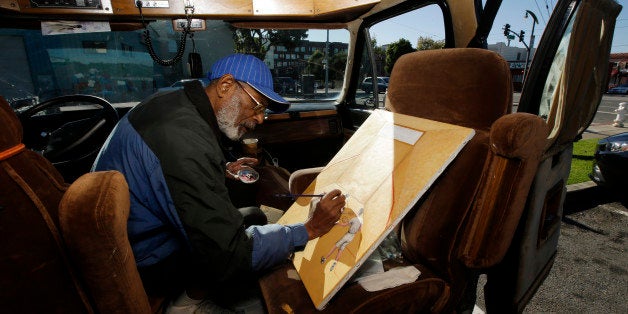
[277,109,475,310]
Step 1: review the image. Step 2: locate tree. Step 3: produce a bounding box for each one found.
[268,30,308,52]
[306,49,346,83]
[370,38,387,76]
[416,36,445,51]
[306,50,324,78]
[385,38,416,74]
[232,29,271,60]
[232,28,308,61]
[329,51,347,81]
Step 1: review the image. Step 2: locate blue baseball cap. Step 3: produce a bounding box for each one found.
[208,53,290,113]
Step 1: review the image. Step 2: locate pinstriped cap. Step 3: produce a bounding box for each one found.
[209,53,290,113]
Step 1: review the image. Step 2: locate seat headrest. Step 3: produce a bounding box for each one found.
[386,48,512,130]
[0,97,23,152]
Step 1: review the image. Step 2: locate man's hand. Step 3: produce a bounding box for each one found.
[305,189,346,240]
[225,157,259,179]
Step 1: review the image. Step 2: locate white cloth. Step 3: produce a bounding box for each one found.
[357,265,421,292]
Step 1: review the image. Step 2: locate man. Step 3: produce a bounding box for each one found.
[92,54,345,311]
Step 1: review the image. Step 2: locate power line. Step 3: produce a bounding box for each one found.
[544,0,552,19]
[389,20,444,40]
[533,0,547,24]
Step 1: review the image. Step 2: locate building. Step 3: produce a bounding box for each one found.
[608,52,628,88]
[265,40,349,79]
[488,42,536,91]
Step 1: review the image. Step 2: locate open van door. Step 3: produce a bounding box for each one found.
[485,0,622,311]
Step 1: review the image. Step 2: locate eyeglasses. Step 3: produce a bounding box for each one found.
[236,81,267,115]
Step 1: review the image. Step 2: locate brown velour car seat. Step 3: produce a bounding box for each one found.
[258,48,549,313]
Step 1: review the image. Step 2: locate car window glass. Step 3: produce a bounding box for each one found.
[538,12,576,120]
[0,22,349,113]
[354,4,445,109]
[264,29,349,103]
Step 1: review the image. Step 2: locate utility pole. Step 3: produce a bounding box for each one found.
[502,10,538,85]
[324,29,329,96]
[523,10,538,84]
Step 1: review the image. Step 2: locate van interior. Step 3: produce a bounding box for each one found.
[0,0,622,313]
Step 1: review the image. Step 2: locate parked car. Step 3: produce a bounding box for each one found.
[361,76,389,93]
[607,83,628,94]
[589,132,628,191]
[158,78,210,92]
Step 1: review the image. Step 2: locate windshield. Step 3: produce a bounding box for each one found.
[0,20,349,112]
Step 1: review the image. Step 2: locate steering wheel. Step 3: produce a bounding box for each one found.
[18,94,119,181]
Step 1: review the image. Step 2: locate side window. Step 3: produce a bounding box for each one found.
[520,0,617,146]
[355,4,445,109]
[0,20,234,108]
[538,15,575,120]
[356,38,377,107]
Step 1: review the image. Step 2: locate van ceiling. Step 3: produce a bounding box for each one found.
[0,0,384,23]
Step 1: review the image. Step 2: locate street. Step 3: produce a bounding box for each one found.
[473,93,628,313]
[495,184,627,313]
[590,94,627,126]
[513,92,627,132]
[525,185,627,313]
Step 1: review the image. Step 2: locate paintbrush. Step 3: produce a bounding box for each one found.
[274,193,325,198]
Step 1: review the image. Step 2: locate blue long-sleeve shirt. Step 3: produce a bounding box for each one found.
[92,81,306,283]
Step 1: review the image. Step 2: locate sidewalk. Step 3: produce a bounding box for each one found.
[580,122,627,139]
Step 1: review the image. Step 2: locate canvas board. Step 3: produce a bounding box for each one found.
[277,109,475,310]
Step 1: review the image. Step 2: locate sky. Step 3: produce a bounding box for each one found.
[310,0,628,53]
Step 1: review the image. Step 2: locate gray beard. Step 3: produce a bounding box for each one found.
[216,93,243,141]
